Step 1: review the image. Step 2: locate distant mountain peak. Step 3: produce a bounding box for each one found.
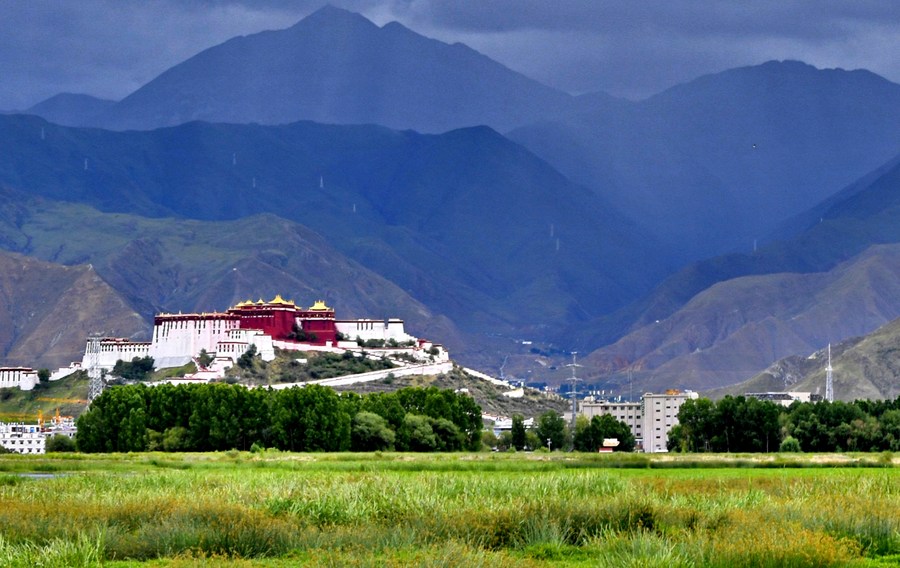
[293,4,378,30]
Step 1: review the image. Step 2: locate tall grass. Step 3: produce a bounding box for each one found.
[0,453,897,565]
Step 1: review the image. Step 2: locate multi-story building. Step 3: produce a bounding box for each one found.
[579,390,699,453]
[580,400,643,442]
[0,422,45,454]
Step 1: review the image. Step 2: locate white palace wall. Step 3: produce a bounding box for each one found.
[336,319,414,343]
[0,368,38,391]
[149,316,239,368]
[81,339,151,371]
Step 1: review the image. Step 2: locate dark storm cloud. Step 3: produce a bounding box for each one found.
[2,1,898,109]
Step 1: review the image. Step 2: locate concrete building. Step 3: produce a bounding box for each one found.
[579,390,699,453]
[0,367,39,391]
[0,422,45,454]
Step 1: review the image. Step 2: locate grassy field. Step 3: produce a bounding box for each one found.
[0,452,898,566]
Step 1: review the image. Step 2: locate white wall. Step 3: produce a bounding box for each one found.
[150,317,238,368]
[336,319,415,343]
[81,340,151,371]
[0,368,38,391]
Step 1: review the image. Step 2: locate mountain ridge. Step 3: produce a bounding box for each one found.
[62,5,572,133]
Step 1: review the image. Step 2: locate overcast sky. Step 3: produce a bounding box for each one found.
[2,1,899,110]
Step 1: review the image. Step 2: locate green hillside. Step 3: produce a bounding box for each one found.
[0,192,463,368]
[0,371,89,421]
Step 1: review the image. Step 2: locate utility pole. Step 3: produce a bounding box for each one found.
[566,352,583,429]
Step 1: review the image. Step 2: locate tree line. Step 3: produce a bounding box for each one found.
[76,383,482,453]
[669,395,900,453]
[486,412,636,452]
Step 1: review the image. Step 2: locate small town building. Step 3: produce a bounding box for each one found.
[580,390,699,453]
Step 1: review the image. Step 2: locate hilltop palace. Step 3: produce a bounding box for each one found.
[80,295,446,378]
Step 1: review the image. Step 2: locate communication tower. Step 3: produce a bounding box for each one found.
[86,336,105,402]
[566,352,583,428]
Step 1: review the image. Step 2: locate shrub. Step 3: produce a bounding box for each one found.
[779,436,802,453]
[45,434,77,453]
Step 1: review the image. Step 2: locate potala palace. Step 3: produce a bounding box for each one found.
[83,295,448,379]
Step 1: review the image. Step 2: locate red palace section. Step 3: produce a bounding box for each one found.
[226,296,337,344]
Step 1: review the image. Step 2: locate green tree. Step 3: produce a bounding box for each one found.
[572,415,595,451]
[45,434,76,452]
[111,356,155,381]
[197,349,214,368]
[535,411,567,451]
[37,368,51,383]
[351,411,395,451]
[397,414,438,452]
[271,385,350,452]
[510,414,527,450]
[779,436,801,452]
[237,344,258,370]
[162,426,190,451]
[430,417,464,451]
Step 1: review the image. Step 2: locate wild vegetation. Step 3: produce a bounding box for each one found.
[0,452,897,566]
[670,395,900,453]
[227,349,396,385]
[75,384,482,453]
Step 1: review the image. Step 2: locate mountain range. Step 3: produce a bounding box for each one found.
[6,5,900,396]
[712,315,900,402]
[575,150,900,395]
[509,60,900,261]
[0,189,464,367]
[26,6,571,134]
[0,113,669,368]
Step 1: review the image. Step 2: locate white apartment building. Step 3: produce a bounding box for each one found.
[580,390,699,453]
[0,422,45,454]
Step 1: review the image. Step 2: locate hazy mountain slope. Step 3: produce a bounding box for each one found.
[26,93,116,127]
[0,115,669,347]
[714,316,900,402]
[82,6,570,133]
[583,244,900,393]
[510,61,900,261]
[0,191,464,361]
[572,151,900,352]
[0,251,145,369]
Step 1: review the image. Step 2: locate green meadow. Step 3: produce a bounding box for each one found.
[0,452,898,567]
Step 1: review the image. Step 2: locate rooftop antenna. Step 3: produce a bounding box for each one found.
[566,352,583,429]
[825,343,834,403]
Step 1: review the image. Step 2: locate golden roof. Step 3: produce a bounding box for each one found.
[269,294,295,306]
[309,300,332,311]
